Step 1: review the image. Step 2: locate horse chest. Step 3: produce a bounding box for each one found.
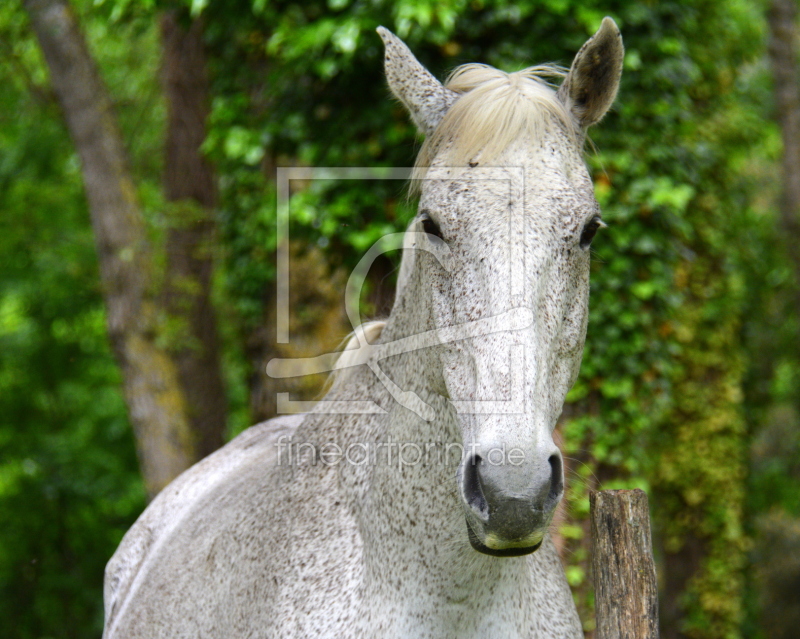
[257,465,548,638]
[354,570,540,639]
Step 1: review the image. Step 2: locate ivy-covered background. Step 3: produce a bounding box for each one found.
[1,0,798,637]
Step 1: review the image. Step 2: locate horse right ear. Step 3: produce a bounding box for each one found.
[377,27,458,136]
[558,17,624,128]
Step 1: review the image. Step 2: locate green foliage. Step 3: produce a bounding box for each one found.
[0,93,146,638]
[0,4,152,636]
[2,0,797,637]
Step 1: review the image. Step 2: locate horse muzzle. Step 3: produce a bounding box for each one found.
[459,450,563,557]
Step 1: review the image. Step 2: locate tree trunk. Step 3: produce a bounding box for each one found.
[23,0,226,497]
[768,0,800,317]
[160,10,227,458]
[591,489,659,639]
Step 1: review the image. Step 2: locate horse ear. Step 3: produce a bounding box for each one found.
[558,17,624,128]
[377,27,458,136]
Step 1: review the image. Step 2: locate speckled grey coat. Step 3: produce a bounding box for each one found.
[103,19,623,639]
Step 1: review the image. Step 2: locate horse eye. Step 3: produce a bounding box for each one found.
[420,212,443,240]
[579,216,603,249]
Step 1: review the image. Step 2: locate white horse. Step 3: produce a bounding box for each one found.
[103,19,623,639]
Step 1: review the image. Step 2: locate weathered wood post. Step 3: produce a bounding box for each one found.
[591,489,659,639]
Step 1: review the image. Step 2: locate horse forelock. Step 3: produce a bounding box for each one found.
[411,63,575,191]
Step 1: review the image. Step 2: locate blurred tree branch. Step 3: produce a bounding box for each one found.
[159,9,227,459]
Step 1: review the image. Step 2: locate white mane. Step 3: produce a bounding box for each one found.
[413,63,574,187]
[335,320,386,370]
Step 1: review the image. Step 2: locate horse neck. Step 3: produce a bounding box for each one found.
[334,260,530,601]
[372,259,447,440]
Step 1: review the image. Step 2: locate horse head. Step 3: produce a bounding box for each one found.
[379,20,623,557]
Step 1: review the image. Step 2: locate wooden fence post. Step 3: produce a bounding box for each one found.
[591,489,659,639]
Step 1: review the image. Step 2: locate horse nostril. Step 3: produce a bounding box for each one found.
[463,454,489,519]
[548,454,564,503]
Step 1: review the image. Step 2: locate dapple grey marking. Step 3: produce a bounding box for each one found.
[103,19,623,638]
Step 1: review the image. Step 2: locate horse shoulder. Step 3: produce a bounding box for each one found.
[103,414,304,636]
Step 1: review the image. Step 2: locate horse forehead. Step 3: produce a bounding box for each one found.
[423,176,592,232]
[426,143,593,223]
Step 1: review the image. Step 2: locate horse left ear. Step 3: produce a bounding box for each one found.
[558,17,624,128]
[377,27,459,136]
